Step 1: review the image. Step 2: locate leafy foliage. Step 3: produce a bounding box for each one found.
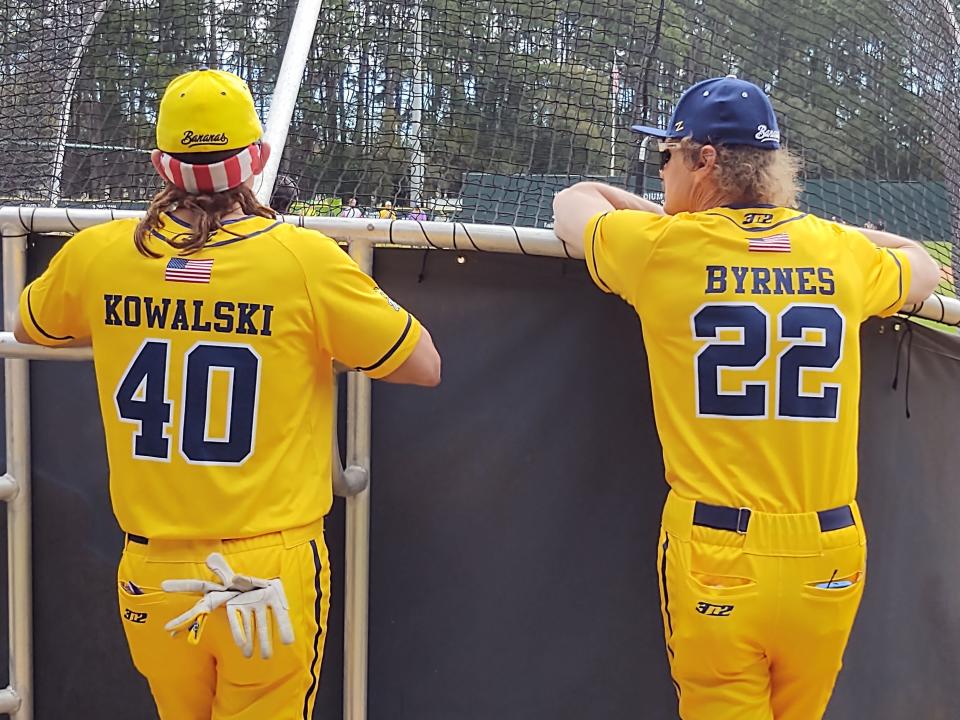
[0,0,957,259]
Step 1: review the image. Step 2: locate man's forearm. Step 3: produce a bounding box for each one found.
[552,181,665,256]
[579,182,665,215]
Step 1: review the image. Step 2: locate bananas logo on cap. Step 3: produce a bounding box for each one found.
[156,69,262,154]
[180,131,229,148]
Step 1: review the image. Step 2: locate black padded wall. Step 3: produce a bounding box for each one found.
[11,240,960,718]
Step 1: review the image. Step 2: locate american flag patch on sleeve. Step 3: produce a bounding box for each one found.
[165,257,214,283]
[748,233,791,253]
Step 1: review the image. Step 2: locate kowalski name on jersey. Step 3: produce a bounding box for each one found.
[704,265,835,297]
[103,295,273,336]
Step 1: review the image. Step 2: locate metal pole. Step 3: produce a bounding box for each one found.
[207,0,219,68]
[609,58,617,178]
[343,240,373,720]
[0,333,91,361]
[638,135,649,198]
[2,207,574,258]
[256,0,324,205]
[49,0,113,207]
[2,224,33,720]
[3,207,958,326]
[409,0,426,205]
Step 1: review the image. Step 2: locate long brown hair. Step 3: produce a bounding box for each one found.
[134,149,276,258]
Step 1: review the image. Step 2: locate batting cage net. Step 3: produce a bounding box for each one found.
[2,0,959,291]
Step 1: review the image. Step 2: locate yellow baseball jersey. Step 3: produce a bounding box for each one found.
[21,214,422,539]
[585,206,911,512]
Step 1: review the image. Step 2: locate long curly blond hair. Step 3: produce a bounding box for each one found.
[679,137,802,208]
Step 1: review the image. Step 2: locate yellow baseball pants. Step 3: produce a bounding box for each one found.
[117,519,330,720]
[657,493,866,720]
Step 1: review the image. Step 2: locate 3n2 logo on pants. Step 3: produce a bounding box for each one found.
[696,602,735,617]
[114,339,261,465]
[123,609,148,624]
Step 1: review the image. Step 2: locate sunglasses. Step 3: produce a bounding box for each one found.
[657,141,682,170]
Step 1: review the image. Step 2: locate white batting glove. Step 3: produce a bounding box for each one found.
[225,579,295,659]
[161,552,276,647]
[203,552,273,592]
[161,588,240,644]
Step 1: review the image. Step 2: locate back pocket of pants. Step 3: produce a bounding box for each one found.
[688,571,758,599]
[801,570,864,599]
[118,580,167,627]
[687,543,759,597]
[800,543,866,600]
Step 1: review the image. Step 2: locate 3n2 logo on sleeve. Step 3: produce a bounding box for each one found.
[114,339,261,465]
[692,302,845,421]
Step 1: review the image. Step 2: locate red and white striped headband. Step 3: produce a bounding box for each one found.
[157,143,262,194]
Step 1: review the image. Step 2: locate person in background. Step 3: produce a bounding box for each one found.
[406,204,428,221]
[269,174,298,214]
[378,200,397,220]
[339,196,363,218]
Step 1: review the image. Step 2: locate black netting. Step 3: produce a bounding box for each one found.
[1,0,958,290]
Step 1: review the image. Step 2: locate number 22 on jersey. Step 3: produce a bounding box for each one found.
[692,302,846,421]
[114,339,261,465]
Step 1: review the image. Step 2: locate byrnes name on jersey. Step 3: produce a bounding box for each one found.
[103,294,274,336]
[704,264,836,296]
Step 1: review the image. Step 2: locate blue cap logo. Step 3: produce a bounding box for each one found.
[631,76,781,150]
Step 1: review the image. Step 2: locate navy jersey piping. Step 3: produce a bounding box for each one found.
[357,312,413,372]
[167,212,254,228]
[660,535,675,657]
[879,249,906,314]
[659,533,679,699]
[150,220,282,249]
[705,211,808,233]
[722,203,777,210]
[301,539,324,719]
[27,285,75,341]
[589,212,613,292]
[206,221,283,247]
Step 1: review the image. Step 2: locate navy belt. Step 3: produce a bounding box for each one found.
[692,502,855,535]
[126,532,245,545]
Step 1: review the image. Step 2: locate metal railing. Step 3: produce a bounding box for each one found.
[254,0,324,206]
[0,231,31,718]
[0,206,957,720]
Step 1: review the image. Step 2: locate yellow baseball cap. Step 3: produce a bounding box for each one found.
[156,68,262,153]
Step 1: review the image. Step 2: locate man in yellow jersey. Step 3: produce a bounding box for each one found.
[15,68,441,720]
[553,76,939,719]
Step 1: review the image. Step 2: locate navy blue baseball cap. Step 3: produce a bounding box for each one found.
[631,76,781,149]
